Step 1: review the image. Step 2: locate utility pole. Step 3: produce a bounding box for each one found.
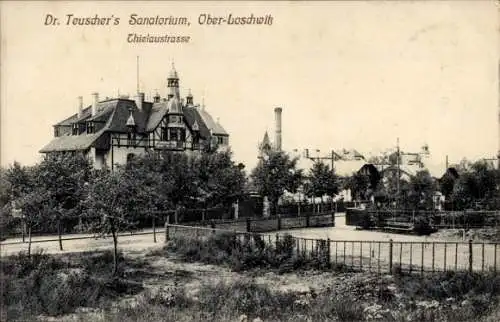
[396,137,401,208]
[136,56,140,93]
[331,150,335,173]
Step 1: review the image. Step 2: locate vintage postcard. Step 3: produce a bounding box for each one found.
[1,1,499,321]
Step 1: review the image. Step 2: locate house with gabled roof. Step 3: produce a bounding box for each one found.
[40,64,229,169]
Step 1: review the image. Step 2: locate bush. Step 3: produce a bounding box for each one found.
[197,280,299,320]
[360,212,376,229]
[413,216,436,235]
[1,250,143,320]
[166,232,337,273]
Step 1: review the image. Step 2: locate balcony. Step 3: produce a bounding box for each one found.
[155,140,185,150]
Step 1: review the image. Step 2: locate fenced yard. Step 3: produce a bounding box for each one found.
[166,223,500,275]
[346,208,500,230]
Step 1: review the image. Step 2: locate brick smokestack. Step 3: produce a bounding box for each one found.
[135,92,145,111]
[77,96,83,118]
[274,107,282,151]
[91,92,99,116]
[498,59,500,169]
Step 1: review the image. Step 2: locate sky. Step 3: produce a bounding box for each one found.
[1,1,498,177]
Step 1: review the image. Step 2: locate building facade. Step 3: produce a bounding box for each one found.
[40,64,229,169]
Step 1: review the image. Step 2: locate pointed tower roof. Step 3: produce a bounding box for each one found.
[167,96,182,114]
[259,131,272,151]
[168,62,178,79]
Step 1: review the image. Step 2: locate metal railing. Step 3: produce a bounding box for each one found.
[165,223,500,274]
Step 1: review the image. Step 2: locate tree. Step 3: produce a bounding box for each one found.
[83,168,141,275]
[37,153,92,250]
[17,183,49,257]
[451,160,500,210]
[439,172,457,201]
[407,170,437,210]
[157,152,199,221]
[344,172,371,201]
[308,162,338,211]
[250,151,303,216]
[7,164,49,257]
[194,149,246,210]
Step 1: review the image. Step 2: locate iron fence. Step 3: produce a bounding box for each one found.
[165,223,500,274]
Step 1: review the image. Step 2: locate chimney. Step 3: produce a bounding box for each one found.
[274,107,282,151]
[135,92,145,111]
[77,96,83,118]
[91,92,99,116]
[153,92,161,103]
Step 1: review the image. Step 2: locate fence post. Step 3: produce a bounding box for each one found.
[327,238,331,265]
[331,211,335,227]
[482,243,485,272]
[211,220,216,234]
[306,212,310,228]
[21,216,26,243]
[421,242,424,275]
[444,242,447,271]
[153,216,156,243]
[246,217,251,232]
[275,233,279,248]
[277,215,282,230]
[409,243,413,273]
[469,239,473,272]
[389,239,393,274]
[164,222,170,242]
[432,242,435,272]
[494,244,497,274]
[360,242,363,270]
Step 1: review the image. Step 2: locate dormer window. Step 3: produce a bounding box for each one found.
[72,124,79,135]
[86,122,95,134]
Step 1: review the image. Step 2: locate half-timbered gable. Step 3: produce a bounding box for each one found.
[40,64,230,169]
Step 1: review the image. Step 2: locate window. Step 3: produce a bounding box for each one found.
[192,134,199,145]
[127,132,136,146]
[161,127,168,141]
[169,128,178,141]
[217,136,224,145]
[54,127,60,137]
[87,122,95,134]
[169,115,180,123]
[72,124,78,135]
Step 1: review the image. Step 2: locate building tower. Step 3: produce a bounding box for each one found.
[274,107,282,151]
[498,59,500,169]
[167,62,180,100]
[258,131,272,158]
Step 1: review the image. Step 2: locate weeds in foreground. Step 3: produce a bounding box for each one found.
[1,249,143,321]
[164,232,350,273]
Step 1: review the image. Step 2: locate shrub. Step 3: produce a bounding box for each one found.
[413,216,436,235]
[197,280,299,320]
[2,250,144,320]
[166,232,338,273]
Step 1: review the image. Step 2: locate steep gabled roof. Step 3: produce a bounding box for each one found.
[183,106,211,139]
[146,101,169,132]
[39,132,102,153]
[106,99,148,133]
[198,108,228,136]
[43,95,229,153]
